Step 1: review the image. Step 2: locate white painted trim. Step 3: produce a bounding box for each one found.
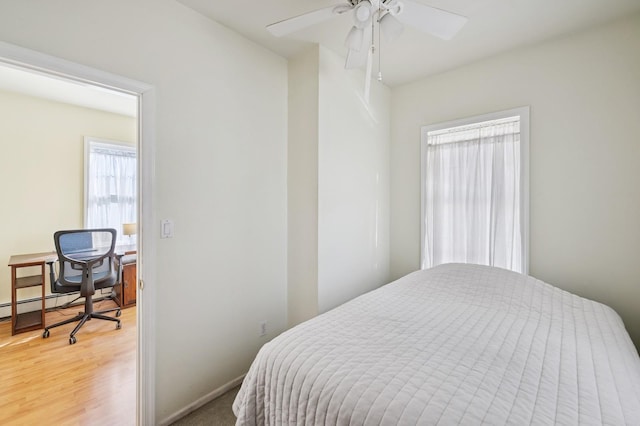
[420,132,427,270]
[138,86,157,426]
[0,41,157,425]
[158,374,246,426]
[0,42,150,95]
[520,107,530,275]
[420,106,531,274]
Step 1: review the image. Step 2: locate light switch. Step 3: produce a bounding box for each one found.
[160,219,174,239]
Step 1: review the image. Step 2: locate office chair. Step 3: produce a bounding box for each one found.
[43,228,122,344]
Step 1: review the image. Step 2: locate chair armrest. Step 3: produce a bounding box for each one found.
[114,253,124,283]
[46,260,55,270]
[46,260,56,292]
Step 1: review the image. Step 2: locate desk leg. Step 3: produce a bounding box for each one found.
[11,266,16,335]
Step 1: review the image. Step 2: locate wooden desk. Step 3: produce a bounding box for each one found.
[8,247,137,335]
[114,256,137,308]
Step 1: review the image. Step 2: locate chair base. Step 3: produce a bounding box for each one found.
[43,306,121,344]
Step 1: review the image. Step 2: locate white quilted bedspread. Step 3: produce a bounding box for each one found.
[233,264,640,425]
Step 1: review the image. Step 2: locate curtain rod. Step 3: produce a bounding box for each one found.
[428,115,520,137]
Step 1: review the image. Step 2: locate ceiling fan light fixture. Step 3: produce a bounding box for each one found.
[354,1,372,27]
[266,0,469,103]
[345,26,365,51]
[379,12,404,42]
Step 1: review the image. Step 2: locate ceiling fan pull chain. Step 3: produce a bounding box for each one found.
[378,1,383,82]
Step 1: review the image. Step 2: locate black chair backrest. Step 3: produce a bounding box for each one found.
[54,229,117,289]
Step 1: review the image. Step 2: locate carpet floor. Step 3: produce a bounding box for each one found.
[171,385,240,425]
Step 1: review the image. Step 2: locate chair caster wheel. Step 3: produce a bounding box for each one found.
[116,310,122,317]
[69,336,77,345]
[116,322,122,330]
[42,330,50,338]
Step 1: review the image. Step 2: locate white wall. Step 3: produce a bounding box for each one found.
[0,89,136,314]
[0,0,288,422]
[287,47,320,326]
[318,47,391,313]
[287,46,391,324]
[390,14,640,348]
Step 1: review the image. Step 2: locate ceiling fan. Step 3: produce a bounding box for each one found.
[267,0,467,99]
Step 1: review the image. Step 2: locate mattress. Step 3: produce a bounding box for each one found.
[233,264,640,425]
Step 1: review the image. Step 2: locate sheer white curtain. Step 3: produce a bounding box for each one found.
[86,140,136,246]
[422,118,523,273]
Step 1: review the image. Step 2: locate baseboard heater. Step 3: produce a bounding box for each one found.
[0,290,114,322]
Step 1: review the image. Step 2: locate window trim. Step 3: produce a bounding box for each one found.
[83,136,137,228]
[420,106,530,274]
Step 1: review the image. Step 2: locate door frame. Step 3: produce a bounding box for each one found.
[0,41,156,425]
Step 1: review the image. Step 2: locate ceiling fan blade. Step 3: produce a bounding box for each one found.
[395,0,467,41]
[267,6,342,38]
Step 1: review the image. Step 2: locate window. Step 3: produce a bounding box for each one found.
[84,137,137,245]
[421,107,529,274]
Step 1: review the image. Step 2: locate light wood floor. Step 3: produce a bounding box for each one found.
[0,300,136,425]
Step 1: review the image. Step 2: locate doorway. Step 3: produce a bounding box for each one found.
[0,42,155,425]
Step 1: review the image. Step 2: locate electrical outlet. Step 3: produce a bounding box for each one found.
[259,320,267,337]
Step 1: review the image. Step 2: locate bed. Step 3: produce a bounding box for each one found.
[233,264,640,425]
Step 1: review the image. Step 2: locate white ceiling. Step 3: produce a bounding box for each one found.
[178,0,640,87]
[0,64,137,117]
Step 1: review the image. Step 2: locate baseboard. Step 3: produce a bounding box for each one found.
[158,374,245,426]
